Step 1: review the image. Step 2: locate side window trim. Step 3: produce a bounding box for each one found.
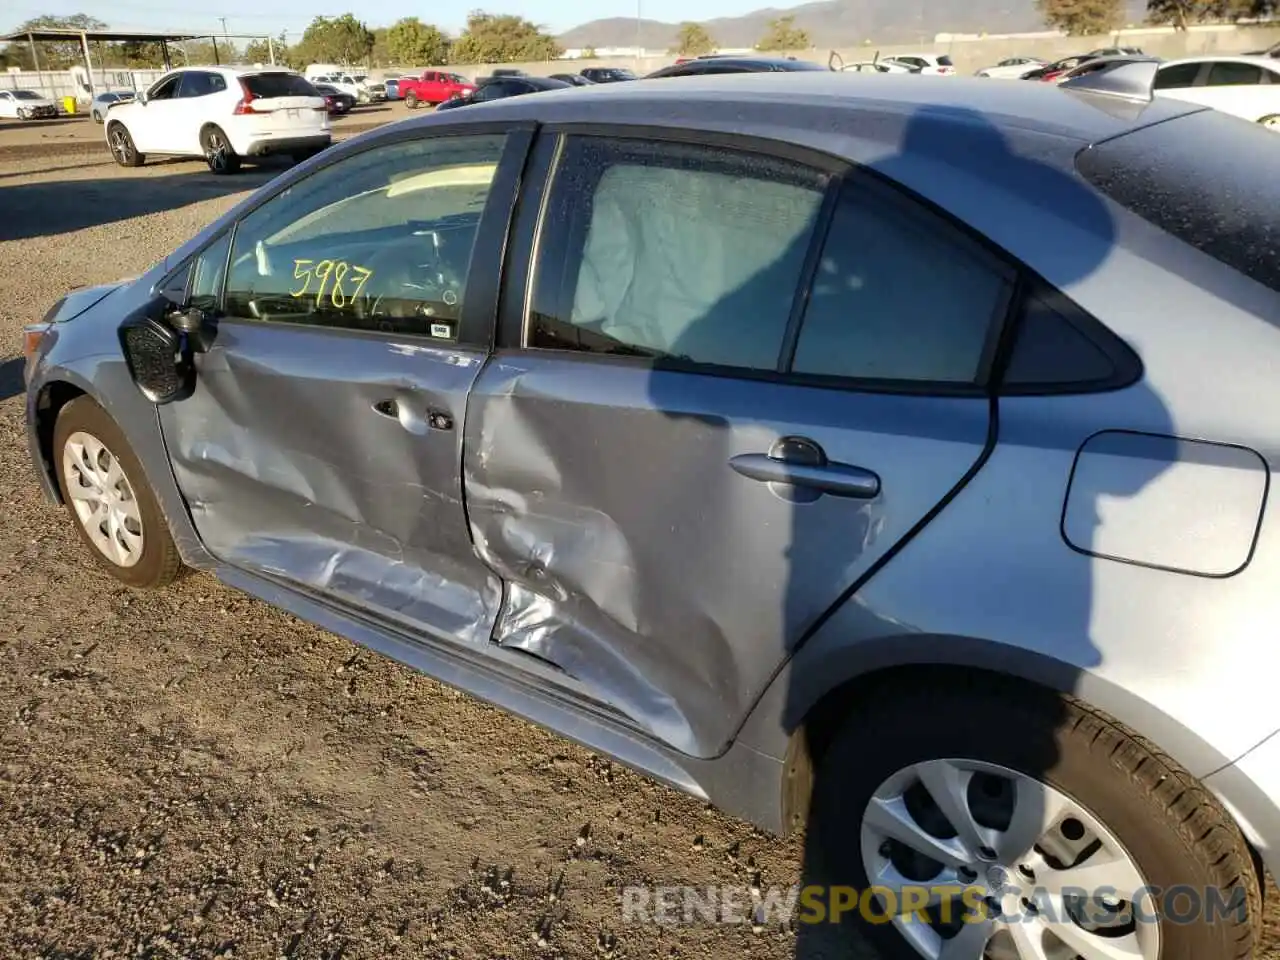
[501,123,1131,398]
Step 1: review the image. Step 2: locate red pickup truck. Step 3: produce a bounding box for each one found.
[399,70,477,108]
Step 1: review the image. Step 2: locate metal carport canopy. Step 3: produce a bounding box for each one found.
[0,28,272,90]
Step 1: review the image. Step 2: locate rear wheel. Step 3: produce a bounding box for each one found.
[107,122,144,167]
[53,397,182,589]
[201,125,241,175]
[808,678,1260,960]
[404,90,419,109]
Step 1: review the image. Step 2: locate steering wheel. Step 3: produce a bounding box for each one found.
[352,233,465,327]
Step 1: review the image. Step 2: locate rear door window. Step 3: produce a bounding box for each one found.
[1206,61,1265,85]
[527,135,827,371]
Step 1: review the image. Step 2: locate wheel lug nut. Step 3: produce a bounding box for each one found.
[1018,864,1035,880]
[977,846,997,861]
[958,867,977,882]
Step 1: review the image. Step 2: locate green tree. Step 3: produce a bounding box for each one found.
[243,31,289,65]
[756,15,810,54]
[1036,0,1124,34]
[450,11,562,63]
[582,46,598,58]
[672,22,715,56]
[385,17,450,65]
[1146,0,1274,26]
[2,13,107,69]
[294,14,375,66]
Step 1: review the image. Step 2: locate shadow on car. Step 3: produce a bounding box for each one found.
[0,166,282,242]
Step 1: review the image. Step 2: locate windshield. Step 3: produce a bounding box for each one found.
[12,90,43,100]
[938,55,954,66]
[448,73,469,84]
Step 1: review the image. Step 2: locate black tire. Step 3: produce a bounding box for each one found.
[107,121,144,167]
[404,90,418,109]
[201,124,241,175]
[52,397,182,589]
[807,676,1260,960]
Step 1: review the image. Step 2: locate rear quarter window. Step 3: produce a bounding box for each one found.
[1076,109,1280,294]
[243,73,316,98]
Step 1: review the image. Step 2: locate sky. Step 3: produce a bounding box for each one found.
[3,0,794,39]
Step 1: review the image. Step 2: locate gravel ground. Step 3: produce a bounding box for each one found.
[0,151,1277,960]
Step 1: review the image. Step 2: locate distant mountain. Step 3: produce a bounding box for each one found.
[559,0,1150,51]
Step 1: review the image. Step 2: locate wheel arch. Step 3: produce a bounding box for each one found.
[30,375,94,505]
[743,636,1243,836]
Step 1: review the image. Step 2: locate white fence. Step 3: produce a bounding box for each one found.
[2,67,166,103]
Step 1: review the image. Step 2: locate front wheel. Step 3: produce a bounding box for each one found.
[807,678,1260,960]
[404,91,419,109]
[107,122,144,167]
[201,125,241,174]
[53,397,182,589]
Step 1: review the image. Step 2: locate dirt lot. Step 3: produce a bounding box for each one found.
[0,141,1277,959]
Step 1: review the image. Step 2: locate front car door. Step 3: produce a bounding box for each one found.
[131,72,183,153]
[462,128,1015,758]
[155,125,531,641]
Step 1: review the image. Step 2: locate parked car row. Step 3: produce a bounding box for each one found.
[1059,53,1280,129]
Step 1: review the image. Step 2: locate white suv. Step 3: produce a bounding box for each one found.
[882,53,956,76]
[104,66,330,174]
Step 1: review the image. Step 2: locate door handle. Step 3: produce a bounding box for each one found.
[729,437,880,501]
[372,397,453,435]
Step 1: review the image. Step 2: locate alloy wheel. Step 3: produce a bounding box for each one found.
[206,131,229,172]
[860,759,1159,960]
[110,127,132,164]
[61,430,145,568]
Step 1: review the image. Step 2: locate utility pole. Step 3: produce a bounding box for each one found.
[219,17,230,61]
[635,0,642,67]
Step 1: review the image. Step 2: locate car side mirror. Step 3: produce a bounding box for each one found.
[118,314,192,405]
[136,91,147,105]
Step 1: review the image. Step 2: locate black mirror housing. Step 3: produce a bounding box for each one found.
[118,314,193,404]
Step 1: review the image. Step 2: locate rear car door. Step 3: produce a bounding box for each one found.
[463,129,1014,758]
[174,71,223,153]
[156,126,530,641]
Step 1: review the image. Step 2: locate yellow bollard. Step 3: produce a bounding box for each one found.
[62,95,77,115]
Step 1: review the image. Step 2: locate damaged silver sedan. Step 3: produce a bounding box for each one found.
[23,73,1280,960]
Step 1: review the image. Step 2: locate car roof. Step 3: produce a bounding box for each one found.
[454,72,1202,142]
[1160,54,1280,68]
